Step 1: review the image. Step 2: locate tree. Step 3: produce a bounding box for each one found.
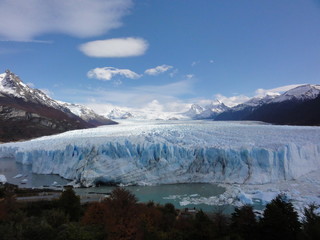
[231,205,257,239]
[43,209,69,228]
[82,202,107,227]
[158,203,177,232]
[58,187,81,221]
[192,210,214,240]
[56,222,104,240]
[211,209,230,239]
[260,194,301,240]
[104,187,140,240]
[21,216,55,240]
[302,204,320,240]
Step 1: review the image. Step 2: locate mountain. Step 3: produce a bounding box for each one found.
[106,108,134,120]
[184,101,230,119]
[58,101,115,126]
[184,104,204,118]
[215,84,320,125]
[0,70,115,142]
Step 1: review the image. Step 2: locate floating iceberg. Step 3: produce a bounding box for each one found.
[0,120,320,187]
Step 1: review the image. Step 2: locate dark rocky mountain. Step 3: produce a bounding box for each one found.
[0,70,116,142]
[215,84,320,126]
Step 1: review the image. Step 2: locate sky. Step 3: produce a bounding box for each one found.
[0,0,320,114]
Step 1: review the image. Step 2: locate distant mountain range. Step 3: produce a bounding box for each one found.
[0,70,116,142]
[104,84,320,126]
[1,69,319,143]
[214,84,320,125]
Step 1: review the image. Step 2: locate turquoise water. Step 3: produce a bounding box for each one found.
[0,157,229,211]
[75,183,227,212]
[0,157,68,188]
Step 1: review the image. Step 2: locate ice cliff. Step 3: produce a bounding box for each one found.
[1,121,320,187]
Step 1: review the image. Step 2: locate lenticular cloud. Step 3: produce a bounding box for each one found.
[79,38,149,58]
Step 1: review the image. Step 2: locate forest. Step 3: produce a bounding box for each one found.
[0,183,320,240]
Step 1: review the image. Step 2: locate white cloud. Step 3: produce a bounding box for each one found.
[87,67,141,81]
[79,37,148,58]
[144,65,173,76]
[185,74,194,79]
[0,0,132,41]
[209,60,214,64]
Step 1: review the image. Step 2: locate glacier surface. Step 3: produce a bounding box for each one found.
[1,120,320,187]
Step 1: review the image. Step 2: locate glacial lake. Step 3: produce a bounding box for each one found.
[0,157,229,212]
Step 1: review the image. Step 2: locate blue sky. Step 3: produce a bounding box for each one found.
[0,0,320,113]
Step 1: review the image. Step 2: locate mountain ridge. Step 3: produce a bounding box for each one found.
[215,84,320,125]
[0,70,116,142]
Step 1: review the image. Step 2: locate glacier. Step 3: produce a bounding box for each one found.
[1,120,320,187]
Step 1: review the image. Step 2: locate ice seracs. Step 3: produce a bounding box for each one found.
[1,120,320,187]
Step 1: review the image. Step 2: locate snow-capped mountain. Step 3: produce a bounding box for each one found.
[0,70,115,142]
[59,102,115,126]
[0,70,67,111]
[231,94,278,112]
[215,84,320,125]
[184,101,230,119]
[271,84,320,103]
[184,104,205,118]
[106,108,134,119]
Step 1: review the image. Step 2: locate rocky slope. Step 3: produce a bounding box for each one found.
[58,101,115,126]
[0,70,116,142]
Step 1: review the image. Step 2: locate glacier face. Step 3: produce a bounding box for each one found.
[1,120,320,187]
